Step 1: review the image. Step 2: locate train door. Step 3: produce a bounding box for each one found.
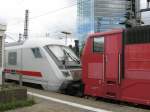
[103,34,122,99]
[5,49,22,69]
[5,48,22,80]
[82,36,105,97]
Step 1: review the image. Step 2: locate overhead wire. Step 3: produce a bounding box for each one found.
[6,3,77,39]
[7,0,150,30]
[8,0,89,28]
[5,34,18,41]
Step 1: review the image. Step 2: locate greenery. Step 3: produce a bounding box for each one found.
[0,98,35,112]
[0,83,20,90]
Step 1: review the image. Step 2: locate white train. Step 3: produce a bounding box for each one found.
[4,38,81,92]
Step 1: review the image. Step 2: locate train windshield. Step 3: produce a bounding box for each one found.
[48,45,80,64]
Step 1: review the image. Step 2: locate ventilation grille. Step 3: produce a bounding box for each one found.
[124,25,150,44]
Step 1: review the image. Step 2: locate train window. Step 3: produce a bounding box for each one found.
[8,52,17,65]
[48,46,64,61]
[31,48,42,58]
[93,37,104,52]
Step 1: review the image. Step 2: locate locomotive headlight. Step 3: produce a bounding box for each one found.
[62,71,70,77]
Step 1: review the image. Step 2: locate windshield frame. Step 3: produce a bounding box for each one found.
[45,44,81,68]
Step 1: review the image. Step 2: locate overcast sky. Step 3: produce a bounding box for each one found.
[0,0,77,42]
[0,0,150,42]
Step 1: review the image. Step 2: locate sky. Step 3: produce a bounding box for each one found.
[0,0,77,42]
[0,0,150,42]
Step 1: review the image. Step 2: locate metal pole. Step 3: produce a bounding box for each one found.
[2,71,5,86]
[19,47,23,87]
[61,31,71,46]
[24,10,29,40]
[65,34,67,45]
[139,10,142,26]
[135,0,141,26]
[19,74,23,86]
[147,0,150,8]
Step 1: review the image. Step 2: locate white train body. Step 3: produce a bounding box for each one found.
[4,38,81,91]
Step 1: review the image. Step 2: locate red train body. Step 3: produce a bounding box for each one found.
[82,25,150,106]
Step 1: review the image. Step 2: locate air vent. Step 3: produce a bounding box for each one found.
[124,25,150,44]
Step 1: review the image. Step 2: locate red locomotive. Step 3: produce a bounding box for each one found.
[82,25,150,106]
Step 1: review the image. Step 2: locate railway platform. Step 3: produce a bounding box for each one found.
[6,87,150,112]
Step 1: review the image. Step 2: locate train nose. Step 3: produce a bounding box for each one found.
[62,69,82,81]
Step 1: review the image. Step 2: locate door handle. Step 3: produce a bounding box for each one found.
[118,53,121,84]
[105,55,108,64]
[102,54,105,82]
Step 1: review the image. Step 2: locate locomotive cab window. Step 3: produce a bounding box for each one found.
[93,37,104,52]
[31,48,42,58]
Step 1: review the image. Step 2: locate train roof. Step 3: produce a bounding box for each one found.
[5,38,66,48]
[88,29,123,38]
[88,25,150,38]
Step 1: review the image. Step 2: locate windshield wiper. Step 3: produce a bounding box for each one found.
[63,49,80,64]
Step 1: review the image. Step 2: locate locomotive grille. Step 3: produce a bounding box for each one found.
[124,25,150,44]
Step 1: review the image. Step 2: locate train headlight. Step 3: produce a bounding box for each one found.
[62,71,70,77]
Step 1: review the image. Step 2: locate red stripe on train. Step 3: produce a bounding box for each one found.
[4,69,42,77]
